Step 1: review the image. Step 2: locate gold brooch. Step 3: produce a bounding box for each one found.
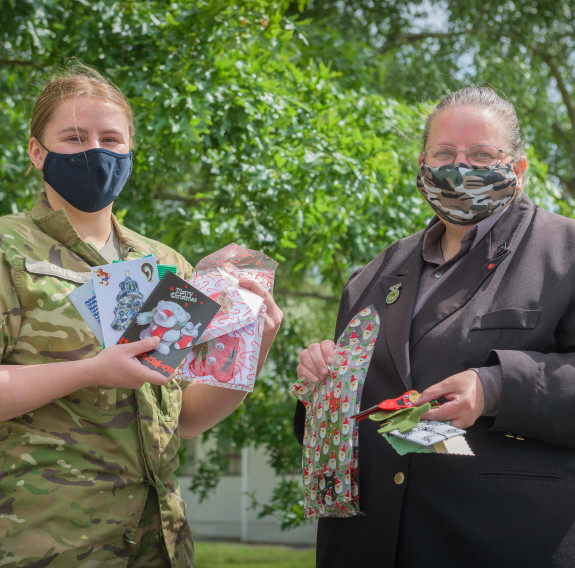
[386,283,402,304]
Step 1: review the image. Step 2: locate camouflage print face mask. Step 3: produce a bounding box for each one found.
[416,162,517,226]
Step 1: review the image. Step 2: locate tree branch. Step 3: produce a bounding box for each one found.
[548,168,575,195]
[386,31,455,44]
[529,44,575,134]
[149,189,207,206]
[552,121,572,147]
[379,31,455,53]
[275,288,337,301]
[380,31,575,136]
[0,58,44,69]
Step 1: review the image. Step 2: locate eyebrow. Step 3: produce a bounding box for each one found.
[56,126,126,137]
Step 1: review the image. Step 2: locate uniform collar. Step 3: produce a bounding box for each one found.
[30,192,83,249]
[30,192,139,265]
[110,214,147,257]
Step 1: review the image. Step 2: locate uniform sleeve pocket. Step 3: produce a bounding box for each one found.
[470,309,540,331]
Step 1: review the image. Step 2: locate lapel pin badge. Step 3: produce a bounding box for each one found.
[386,283,402,304]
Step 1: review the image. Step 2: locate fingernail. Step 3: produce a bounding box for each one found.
[321,367,329,375]
[326,357,333,365]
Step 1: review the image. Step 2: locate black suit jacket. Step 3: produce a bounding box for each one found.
[295,194,575,567]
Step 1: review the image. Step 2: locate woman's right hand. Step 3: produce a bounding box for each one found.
[296,340,336,383]
[88,336,171,389]
[0,336,170,422]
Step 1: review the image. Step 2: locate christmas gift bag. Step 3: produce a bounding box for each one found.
[290,305,380,518]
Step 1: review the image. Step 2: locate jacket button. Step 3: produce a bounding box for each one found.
[124,529,137,545]
[394,472,405,485]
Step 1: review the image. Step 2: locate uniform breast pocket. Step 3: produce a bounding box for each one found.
[157,379,183,422]
[470,309,540,331]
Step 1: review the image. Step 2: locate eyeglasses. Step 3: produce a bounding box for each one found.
[422,144,513,168]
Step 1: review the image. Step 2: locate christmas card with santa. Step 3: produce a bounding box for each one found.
[118,270,221,377]
[90,256,160,346]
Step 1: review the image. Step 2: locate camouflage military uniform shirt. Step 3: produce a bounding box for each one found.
[0,194,195,567]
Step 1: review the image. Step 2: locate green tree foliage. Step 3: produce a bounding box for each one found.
[295,0,575,197]
[1,0,573,529]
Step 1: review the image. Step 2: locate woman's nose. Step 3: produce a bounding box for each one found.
[83,138,102,150]
[455,149,467,162]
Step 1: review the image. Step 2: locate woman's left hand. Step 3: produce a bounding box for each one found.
[416,369,485,429]
[238,276,283,375]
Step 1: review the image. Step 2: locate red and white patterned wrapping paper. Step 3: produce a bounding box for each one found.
[175,243,277,392]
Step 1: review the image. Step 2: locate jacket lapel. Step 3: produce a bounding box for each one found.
[382,242,423,390]
[410,194,534,349]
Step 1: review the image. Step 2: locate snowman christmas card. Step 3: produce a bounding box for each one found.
[118,270,221,377]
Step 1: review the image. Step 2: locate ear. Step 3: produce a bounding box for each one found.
[513,156,527,191]
[513,156,527,174]
[28,137,45,171]
[418,153,424,167]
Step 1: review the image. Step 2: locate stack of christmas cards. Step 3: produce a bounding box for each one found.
[68,256,162,346]
[68,256,220,377]
[91,256,161,346]
[69,243,278,388]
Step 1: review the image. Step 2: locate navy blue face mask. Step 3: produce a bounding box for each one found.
[40,145,133,213]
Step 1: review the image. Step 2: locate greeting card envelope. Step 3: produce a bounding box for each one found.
[178,308,266,392]
[190,272,264,344]
[118,270,220,377]
[68,279,104,345]
[91,256,160,346]
[189,242,274,343]
[192,242,278,295]
[175,243,277,392]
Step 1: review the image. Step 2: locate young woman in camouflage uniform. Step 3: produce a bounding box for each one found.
[0,64,283,567]
[295,87,575,567]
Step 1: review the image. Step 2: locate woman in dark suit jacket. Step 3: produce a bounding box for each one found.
[295,86,575,567]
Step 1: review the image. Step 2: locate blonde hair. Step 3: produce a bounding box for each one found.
[30,60,134,147]
[423,86,524,157]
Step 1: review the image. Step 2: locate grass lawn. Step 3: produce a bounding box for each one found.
[194,541,315,568]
